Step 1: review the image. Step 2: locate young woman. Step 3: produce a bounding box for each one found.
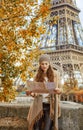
[26,54,62,130]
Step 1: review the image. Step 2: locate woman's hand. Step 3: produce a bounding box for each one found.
[30,92,38,97]
[26,91,38,97]
[26,90,32,96]
[54,88,62,95]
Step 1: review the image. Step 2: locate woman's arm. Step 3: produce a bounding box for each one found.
[53,70,62,95]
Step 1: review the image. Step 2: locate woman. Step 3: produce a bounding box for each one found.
[26,54,62,130]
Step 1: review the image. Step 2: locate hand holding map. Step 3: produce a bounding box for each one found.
[25,81,56,94]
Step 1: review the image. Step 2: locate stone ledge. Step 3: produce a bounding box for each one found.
[0,102,29,118]
[0,117,27,130]
[0,101,83,130]
[59,101,83,130]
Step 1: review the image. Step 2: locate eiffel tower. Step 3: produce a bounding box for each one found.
[41,0,83,88]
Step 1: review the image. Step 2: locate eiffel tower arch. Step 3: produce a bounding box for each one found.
[40,0,83,88]
[52,62,62,73]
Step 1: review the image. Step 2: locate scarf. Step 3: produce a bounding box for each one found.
[27,94,61,130]
[27,95,43,130]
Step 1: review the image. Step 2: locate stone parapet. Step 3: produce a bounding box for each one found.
[59,101,83,130]
[0,100,83,130]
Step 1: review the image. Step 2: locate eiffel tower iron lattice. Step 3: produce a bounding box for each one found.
[40,0,83,88]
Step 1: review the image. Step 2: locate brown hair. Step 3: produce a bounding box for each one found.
[35,65,55,82]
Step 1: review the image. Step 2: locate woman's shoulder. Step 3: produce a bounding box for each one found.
[53,69,61,81]
[53,69,61,88]
[52,69,59,76]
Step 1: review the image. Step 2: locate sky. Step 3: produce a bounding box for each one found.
[76,0,83,27]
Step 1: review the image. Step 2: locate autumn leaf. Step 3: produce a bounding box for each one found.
[0,0,52,102]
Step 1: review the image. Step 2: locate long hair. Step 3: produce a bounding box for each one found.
[35,65,55,82]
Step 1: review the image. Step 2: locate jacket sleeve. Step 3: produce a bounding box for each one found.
[53,70,63,92]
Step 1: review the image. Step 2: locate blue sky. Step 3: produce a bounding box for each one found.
[76,0,83,26]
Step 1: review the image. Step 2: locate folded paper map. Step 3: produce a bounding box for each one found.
[25,80,56,93]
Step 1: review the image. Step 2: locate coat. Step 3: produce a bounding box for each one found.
[27,70,62,130]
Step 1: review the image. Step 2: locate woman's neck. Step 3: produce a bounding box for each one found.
[43,72,47,76]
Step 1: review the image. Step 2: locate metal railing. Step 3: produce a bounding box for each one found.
[41,44,83,52]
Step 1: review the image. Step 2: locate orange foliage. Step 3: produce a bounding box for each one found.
[74,90,83,95]
[74,90,83,102]
[0,0,51,102]
[39,4,50,17]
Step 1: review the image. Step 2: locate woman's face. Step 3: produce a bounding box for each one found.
[40,61,50,73]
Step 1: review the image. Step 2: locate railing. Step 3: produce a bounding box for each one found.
[61,93,83,103]
[41,44,83,52]
[55,44,83,52]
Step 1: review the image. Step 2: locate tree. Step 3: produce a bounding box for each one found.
[63,76,79,94]
[0,0,51,101]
